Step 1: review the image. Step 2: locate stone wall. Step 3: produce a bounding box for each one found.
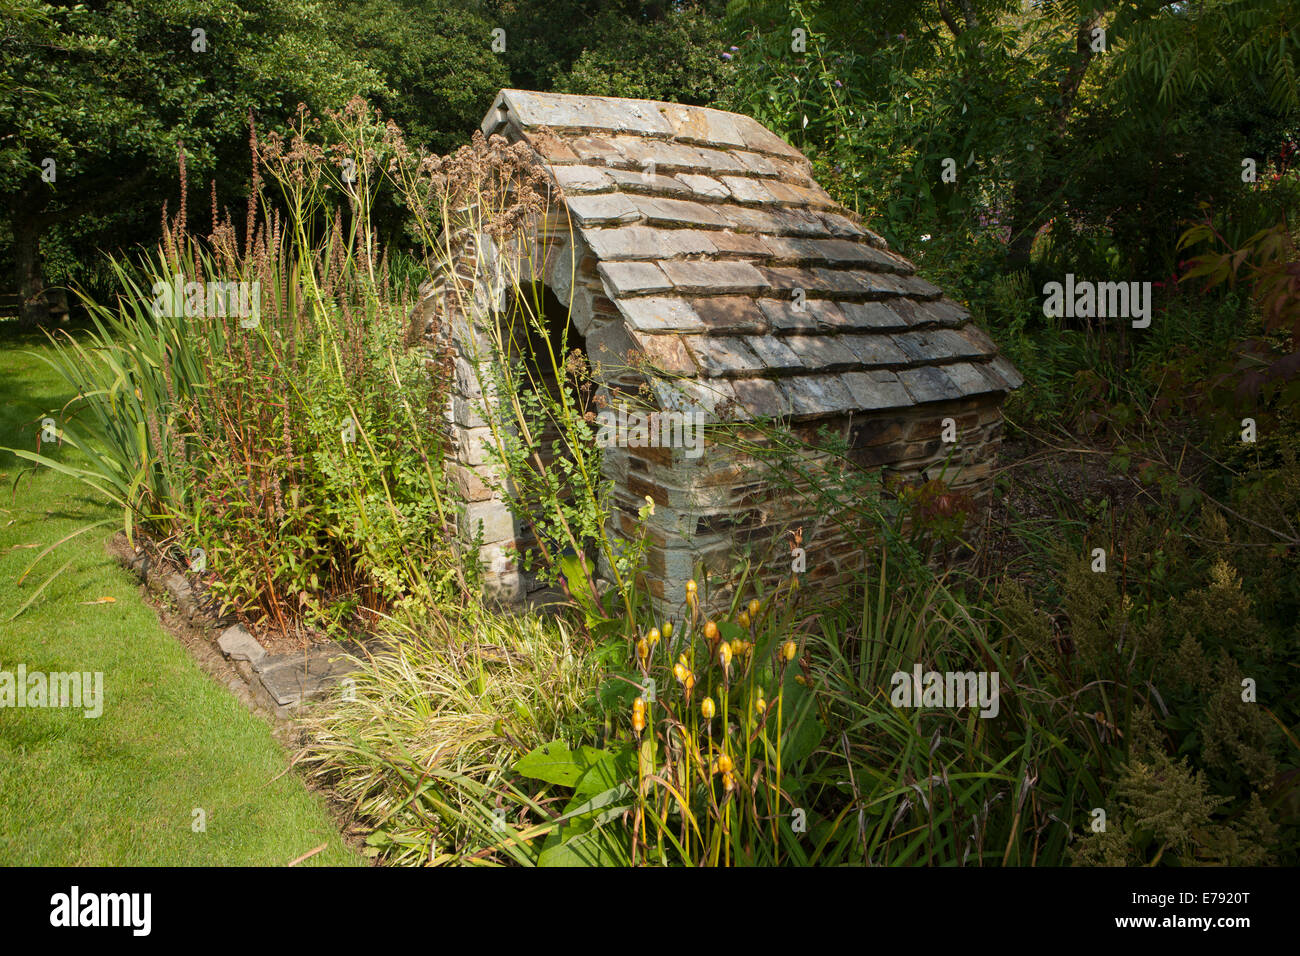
[604,393,1005,618]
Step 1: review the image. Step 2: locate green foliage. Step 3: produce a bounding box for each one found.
[550,2,733,104]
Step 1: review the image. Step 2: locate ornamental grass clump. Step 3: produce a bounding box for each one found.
[11,100,462,640]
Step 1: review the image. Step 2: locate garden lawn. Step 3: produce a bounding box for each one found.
[0,325,361,866]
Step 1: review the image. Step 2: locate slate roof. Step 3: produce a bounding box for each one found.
[481,89,1022,420]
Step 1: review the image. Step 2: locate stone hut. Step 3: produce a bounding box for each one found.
[410,89,1022,613]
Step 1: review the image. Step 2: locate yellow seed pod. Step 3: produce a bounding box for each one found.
[685,579,697,595]
[755,695,766,715]
[717,753,733,774]
[782,640,797,662]
[647,627,661,645]
[704,620,719,642]
[684,672,695,692]
[729,638,744,659]
[719,642,733,669]
[662,621,673,640]
[748,598,761,619]
[673,662,688,683]
[737,610,750,628]
[632,710,646,733]
[722,771,735,792]
[636,638,649,661]
[795,674,808,686]
[701,697,716,720]
[633,696,646,713]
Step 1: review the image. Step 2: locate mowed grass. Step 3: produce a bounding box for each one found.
[0,324,362,865]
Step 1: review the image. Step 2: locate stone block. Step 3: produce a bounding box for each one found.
[218,625,266,666]
[462,499,519,546]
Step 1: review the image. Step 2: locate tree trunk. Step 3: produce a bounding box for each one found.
[12,206,48,330]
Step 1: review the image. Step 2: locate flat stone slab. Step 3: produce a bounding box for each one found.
[217,624,267,666]
[254,642,363,707]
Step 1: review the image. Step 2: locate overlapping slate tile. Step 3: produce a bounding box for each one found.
[783,334,858,369]
[838,301,911,331]
[840,334,910,367]
[582,226,673,260]
[781,374,855,417]
[629,330,698,376]
[605,167,693,195]
[606,136,710,170]
[914,298,970,327]
[683,334,765,377]
[733,151,781,177]
[617,296,707,333]
[731,376,792,418]
[650,374,743,416]
[659,259,768,295]
[745,334,804,371]
[631,195,727,229]
[570,134,629,165]
[957,323,999,355]
[676,173,730,200]
[599,260,673,296]
[897,274,944,299]
[688,146,751,175]
[757,298,822,333]
[943,361,999,397]
[657,103,748,149]
[899,366,962,404]
[721,176,779,205]
[567,193,640,226]
[707,231,775,258]
[756,265,821,293]
[550,165,614,191]
[988,354,1024,389]
[841,370,913,410]
[690,296,769,334]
